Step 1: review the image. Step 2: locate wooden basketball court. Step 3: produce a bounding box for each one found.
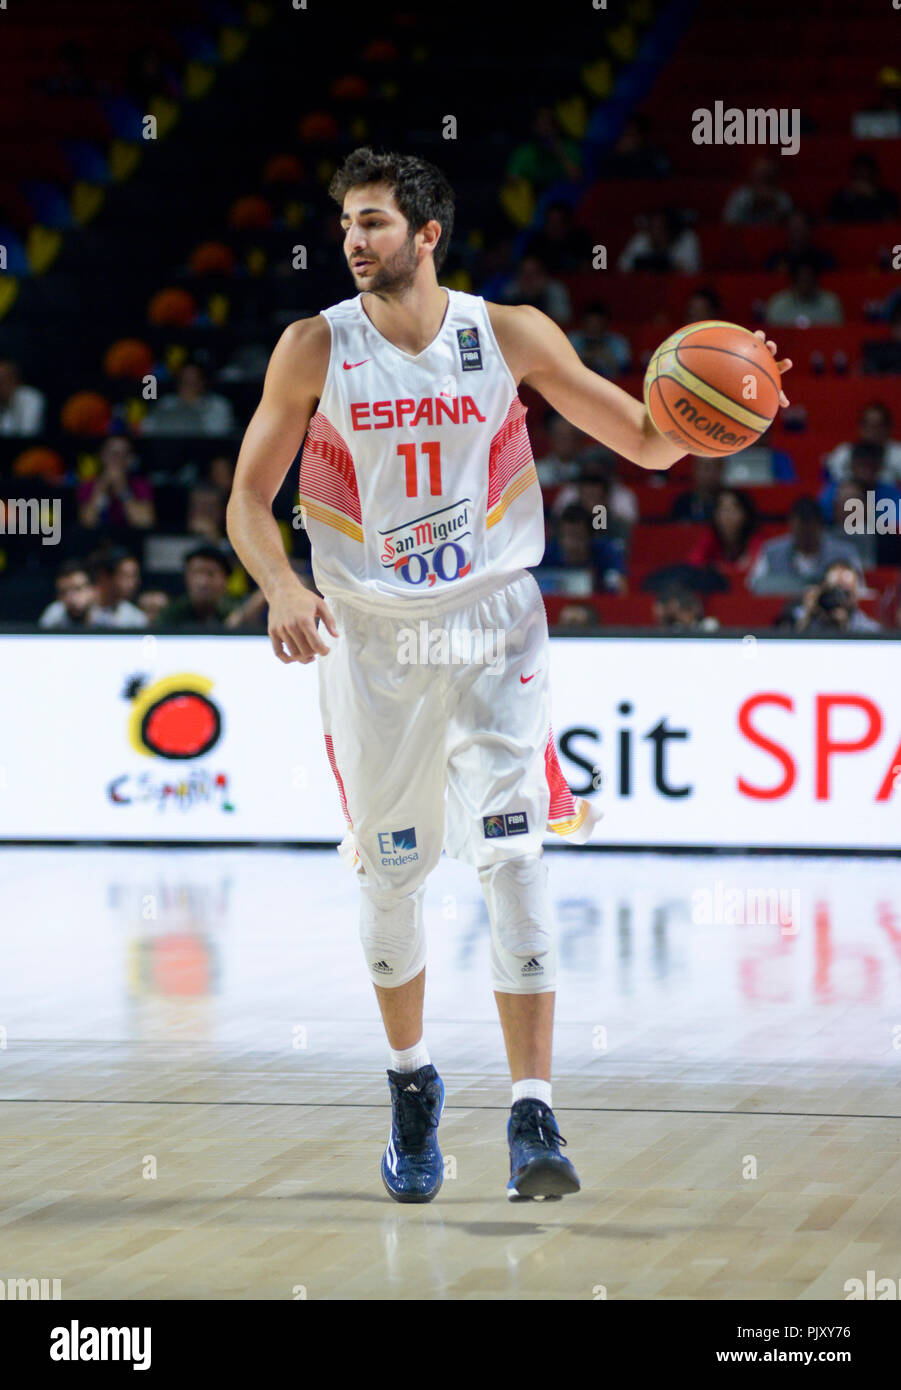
[2,846,899,1300]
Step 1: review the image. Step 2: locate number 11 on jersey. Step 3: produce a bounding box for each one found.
[398,441,442,498]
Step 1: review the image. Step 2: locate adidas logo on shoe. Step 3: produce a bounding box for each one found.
[521,958,543,975]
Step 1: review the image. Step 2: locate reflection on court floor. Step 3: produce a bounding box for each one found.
[1,847,900,1299]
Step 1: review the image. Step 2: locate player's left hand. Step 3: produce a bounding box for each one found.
[754,330,792,408]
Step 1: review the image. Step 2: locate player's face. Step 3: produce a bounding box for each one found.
[340,184,419,295]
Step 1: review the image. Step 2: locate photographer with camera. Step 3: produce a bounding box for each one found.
[784,561,882,634]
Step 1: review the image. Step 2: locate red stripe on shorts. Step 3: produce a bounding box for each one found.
[545,726,577,822]
[324,733,353,827]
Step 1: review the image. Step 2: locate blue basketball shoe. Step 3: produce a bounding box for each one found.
[506,1098,581,1200]
[380,1063,446,1203]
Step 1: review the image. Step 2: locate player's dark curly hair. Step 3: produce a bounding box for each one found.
[328,147,455,273]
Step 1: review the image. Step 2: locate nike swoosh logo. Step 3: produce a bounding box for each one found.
[520,672,537,684]
[343,358,370,370]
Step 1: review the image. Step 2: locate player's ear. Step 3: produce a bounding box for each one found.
[418,218,441,252]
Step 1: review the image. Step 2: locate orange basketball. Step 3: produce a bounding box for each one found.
[644,320,781,457]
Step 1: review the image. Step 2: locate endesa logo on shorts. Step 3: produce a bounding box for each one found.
[379,499,472,588]
[483,811,529,838]
[377,826,420,867]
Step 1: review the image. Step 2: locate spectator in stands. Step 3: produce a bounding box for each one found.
[747,496,863,594]
[671,455,723,522]
[594,113,671,180]
[828,153,899,223]
[474,234,518,301]
[501,254,571,325]
[555,602,599,629]
[76,437,156,532]
[550,459,633,537]
[535,413,599,485]
[38,559,96,630]
[183,482,259,602]
[506,107,582,188]
[764,258,843,327]
[207,454,236,497]
[0,359,46,436]
[688,487,763,582]
[782,561,881,633]
[524,202,594,275]
[539,504,626,593]
[851,73,901,139]
[186,484,228,542]
[599,453,639,529]
[684,286,723,323]
[138,590,172,625]
[819,441,901,523]
[220,341,271,384]
[155,544,264,629]
[84,548,148,628]
[566,302,631,379]
[825,480,877,568]
[113,550,144,610]
[223,588,269,631]
[863,298,901,374]
[764,210,835,276]
[142,363,236,437]
[824,402,901,484]
[653,584,705,631]
[722,422,798,484]
[722,156,794,226]
[617,210,701,274]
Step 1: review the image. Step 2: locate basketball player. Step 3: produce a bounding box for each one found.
[226,148,791,1204]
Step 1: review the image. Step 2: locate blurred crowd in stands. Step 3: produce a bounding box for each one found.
[2,1,900,635]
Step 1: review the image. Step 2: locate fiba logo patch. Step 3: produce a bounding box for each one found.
[457,327,483,371]
[483,811,529,838]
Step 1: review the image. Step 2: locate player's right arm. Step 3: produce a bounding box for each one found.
[226,315,339,665]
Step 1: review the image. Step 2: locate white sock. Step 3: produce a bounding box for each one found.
[512,1078,552,1107]
[389,1038,431,1073]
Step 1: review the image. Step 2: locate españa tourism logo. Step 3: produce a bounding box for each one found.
[106,672,235,813]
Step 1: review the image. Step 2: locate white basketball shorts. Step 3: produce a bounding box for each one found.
[316,568,601,892]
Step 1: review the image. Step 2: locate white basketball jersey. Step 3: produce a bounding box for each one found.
[298,288,544,608]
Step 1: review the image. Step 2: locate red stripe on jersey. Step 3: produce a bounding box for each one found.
[324,733,353,827]
[487,395,534,511]
[300,412,362,523]
[545,726,578,822]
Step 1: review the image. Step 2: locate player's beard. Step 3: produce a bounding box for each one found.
[355,234,419,297]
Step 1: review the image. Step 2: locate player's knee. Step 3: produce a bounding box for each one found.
[359,882,426,988]
[479,854,555,992]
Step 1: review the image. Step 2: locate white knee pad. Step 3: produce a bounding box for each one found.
[359,882,427,988]
[478,853,556,993]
